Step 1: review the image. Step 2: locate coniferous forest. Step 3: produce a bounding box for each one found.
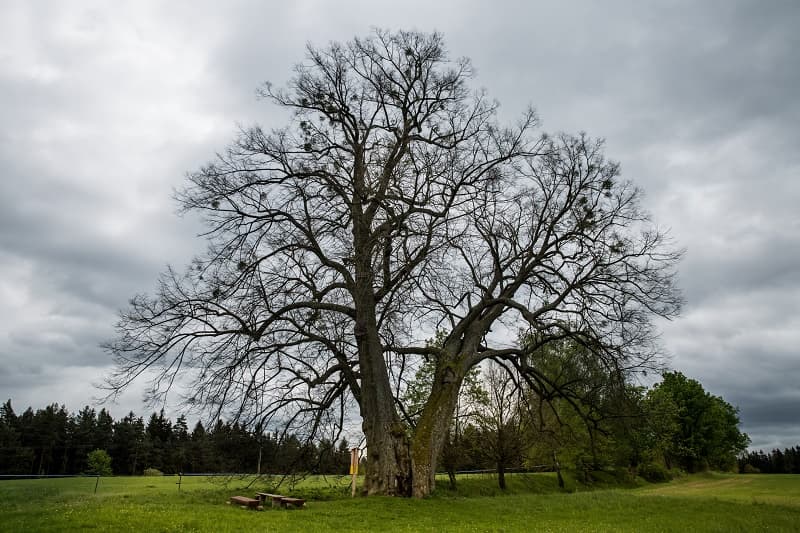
[0,400,353,476]
[738,448,800,474]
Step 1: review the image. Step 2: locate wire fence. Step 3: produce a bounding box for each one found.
[0,471,345,495]
[0,467,557,496]
[451,465,552,475]
[0,473,103,493]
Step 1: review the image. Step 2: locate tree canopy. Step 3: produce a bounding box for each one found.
[105,29,682,497]
[652,372,749,471]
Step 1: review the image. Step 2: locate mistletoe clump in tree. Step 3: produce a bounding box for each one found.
[105,30,682,497]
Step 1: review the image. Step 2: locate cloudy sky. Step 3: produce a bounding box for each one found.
[1,0,798,450]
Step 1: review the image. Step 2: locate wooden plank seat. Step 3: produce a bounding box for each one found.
[229,495,261,509]
[279,497,306,507]
[255,492,306,508]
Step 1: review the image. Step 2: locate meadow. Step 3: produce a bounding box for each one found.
[1,472,799,532]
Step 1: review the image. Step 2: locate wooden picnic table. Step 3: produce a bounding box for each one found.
[229,495,261,509]
[255,492,306,508]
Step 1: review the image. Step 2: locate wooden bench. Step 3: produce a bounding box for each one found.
[229,495,261,509]
[256,492,306,508]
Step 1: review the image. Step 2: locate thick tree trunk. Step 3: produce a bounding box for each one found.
[361,412,411,496]
[350,200,473,497]
[410,369,464,498]
[353,275,412,496]
[349,169,416,495]
[358,330,410,495]
[358,341,412,496]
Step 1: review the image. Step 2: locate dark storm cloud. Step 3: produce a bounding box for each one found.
[677,228,800,306]
[0,1,219,413]
[746,425,800,452]
[1,1,798,446]
[0,132,205,312]
[741,397,800,428]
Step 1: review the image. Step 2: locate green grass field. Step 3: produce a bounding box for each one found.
[1,472,798,532]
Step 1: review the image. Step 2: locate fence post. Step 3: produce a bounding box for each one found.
[350,448,359,497]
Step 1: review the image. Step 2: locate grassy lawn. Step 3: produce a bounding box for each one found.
[1,472,798,532]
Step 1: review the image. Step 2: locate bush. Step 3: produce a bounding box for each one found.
[742,463,761,474]
[638,463,671,483]
[574,456,594,483]
[586,470,616,485]
[578,468,639,488]
[143,468,164,476]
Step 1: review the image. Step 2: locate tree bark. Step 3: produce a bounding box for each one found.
[352,253,412,496]
[357,326,410,494]
[356,317,413,495]
[409,366,464,498]
[361,413,410,496]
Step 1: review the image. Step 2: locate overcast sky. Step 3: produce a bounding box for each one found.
[1,0,798,450]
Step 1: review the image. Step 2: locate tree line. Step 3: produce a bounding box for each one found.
[0,400,352,476]
[739,447,800,474]
[1,366,753,483]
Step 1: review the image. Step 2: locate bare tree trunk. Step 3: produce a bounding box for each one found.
[497,462,506,490]
[359,343,410,496]
[553,450,564,489]
[441,431,459,490]
[354,277,412,496]
[410,371,464,498]
[447,469,457,490]
[361,414,410,496]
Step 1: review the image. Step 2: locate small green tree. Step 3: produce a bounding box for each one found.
[517,337,637,474]
[475,362,527,490]
[86,449,113,476]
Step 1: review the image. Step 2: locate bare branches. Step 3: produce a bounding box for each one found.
[104,31,681,486]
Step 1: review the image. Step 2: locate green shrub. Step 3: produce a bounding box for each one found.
[611,467,638,485]
[143,468,164,476]
[741,463,761,474]
[575,456,594,483]
[586,470,616,485]
[638,463,671,483]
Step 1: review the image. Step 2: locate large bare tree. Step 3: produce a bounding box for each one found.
[105,30,682,497]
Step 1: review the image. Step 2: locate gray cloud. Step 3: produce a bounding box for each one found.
[1,0,798,448]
